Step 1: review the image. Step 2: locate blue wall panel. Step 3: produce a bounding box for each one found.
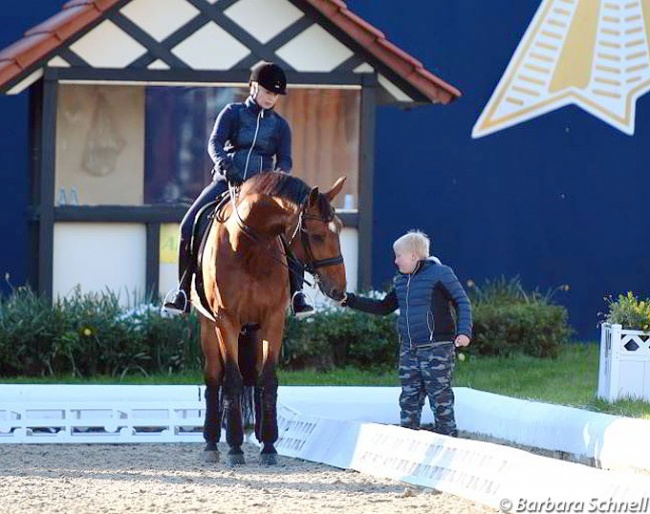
[0,1,60,292]
[349,0,650,340]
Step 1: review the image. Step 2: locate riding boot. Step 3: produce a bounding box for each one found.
[288,256,315,319]
[163,241,193,315]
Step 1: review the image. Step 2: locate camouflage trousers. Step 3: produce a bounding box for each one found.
[398,342,457,436]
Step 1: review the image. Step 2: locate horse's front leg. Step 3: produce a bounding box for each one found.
[216,317,246,466]
[256,313,285,465]
[200,315,223,462]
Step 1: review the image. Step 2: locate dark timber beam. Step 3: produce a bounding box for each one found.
[358,77,376,291]
[33,78,57,300]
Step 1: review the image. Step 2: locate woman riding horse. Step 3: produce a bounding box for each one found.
[164,62,315,318]
[198,171,347,465]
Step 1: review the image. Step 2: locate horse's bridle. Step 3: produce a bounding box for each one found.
[289,209,344,275]
[227,184,344,291]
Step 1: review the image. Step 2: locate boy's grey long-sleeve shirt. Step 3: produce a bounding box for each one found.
[347,258,472,347]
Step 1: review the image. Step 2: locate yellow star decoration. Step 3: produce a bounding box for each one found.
[472,0,650,138]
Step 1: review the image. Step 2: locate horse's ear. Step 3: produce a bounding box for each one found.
[324,177,346,202]
[308,187,320,207]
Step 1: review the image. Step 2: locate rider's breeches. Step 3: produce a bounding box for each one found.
[398,342,456,436]
[287,253,305,295]
[178,179,228,284]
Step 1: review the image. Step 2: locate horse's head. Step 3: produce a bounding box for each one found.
[291,177,347,301]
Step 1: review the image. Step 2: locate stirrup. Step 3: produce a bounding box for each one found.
[162,289,189,315]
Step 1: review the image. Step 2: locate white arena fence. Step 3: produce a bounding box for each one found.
[1,385,650,511]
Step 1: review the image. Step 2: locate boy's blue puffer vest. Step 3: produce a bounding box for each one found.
[393,259,471,348]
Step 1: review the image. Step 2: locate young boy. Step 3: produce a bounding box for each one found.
[341,230,472,436]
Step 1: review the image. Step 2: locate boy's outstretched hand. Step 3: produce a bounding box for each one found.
[454,334,470,347]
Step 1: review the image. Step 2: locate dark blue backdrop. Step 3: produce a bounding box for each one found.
[348,0,650,340]
[0,1,60,292]
[2,1,647,339]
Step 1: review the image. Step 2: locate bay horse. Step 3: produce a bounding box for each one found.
[193,171,347,465]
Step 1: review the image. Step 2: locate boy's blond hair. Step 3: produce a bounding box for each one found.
[393,230,430,259]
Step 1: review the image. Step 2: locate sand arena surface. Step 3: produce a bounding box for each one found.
[0,443,498,514]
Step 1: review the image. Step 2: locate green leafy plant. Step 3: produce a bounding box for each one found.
[282,302,397,371]
[467,276,572,358]
[0,287,201,378]
[602,292,650,331]
[0,277,574,378]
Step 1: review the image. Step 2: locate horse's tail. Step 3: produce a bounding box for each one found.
[238,326,258,429]
[238,326,257,386]
[217,327,257,432]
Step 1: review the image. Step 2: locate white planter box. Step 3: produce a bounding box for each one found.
[598,323,650,401]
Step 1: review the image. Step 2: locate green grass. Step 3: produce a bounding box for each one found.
[452,343,650,418]
[1,368,398,386]
[453,344,599,407]
[3,343,650,419]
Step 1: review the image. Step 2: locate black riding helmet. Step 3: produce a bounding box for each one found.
[249,62,287,95]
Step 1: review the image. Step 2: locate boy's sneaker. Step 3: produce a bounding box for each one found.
[291,292,315,319]
[162,290,190,315]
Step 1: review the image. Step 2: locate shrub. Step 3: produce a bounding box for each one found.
[0,286,61,375]
[602,292,650,331]
[0,287,201,378]
[468,276,572,358]
[0,276,573,378]
[282,302,397,371]
[471,302,571,358]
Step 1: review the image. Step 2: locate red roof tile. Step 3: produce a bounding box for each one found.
[0,0,118,92]
[340,9,384,41]
[25,5,100,41]
[63,0,119,11]
[0,33,60,69]
[0,60,23,87]
[0,0,461,103]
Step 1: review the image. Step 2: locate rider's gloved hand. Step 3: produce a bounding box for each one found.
[226,168,243,186]
[221,161,243,186]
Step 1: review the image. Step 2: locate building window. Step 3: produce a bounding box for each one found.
[144,86,239,205]
[55,84,145,206]
[55,84,360,210]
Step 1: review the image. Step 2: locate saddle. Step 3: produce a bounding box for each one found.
[190,191,229,320]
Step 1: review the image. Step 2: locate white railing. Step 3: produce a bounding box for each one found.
[0,385,205,443]
[2,384,650,510]
[599,323,650,402]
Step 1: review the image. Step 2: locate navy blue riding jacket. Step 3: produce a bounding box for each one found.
[208,96,292,180]
[347,258,472,348]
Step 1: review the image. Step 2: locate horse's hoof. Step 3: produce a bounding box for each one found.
[227,449,246,466]
[203,442,219,462]
[259,452,278,465]
[203,450,220,463]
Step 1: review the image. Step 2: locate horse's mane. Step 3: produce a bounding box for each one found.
[240,172,333,217]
